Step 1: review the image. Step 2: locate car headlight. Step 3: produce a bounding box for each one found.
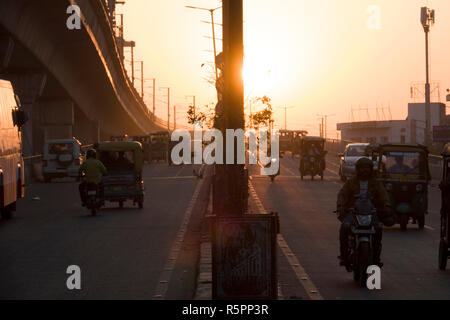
[385,183,393,191]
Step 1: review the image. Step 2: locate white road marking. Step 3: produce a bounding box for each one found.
[146,176,197,180]
[152,178,204,299]
[248,181,324,300]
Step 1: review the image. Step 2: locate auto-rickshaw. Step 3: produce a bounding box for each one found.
[132,135,152,162]
[291,130,307,158]
[367,143,430,231]
[299,136,326,180]
[110,134,129,142]
[439,143,450,270]
[279,130,293,157]
[95,141,144,209]
[149,131,169,162]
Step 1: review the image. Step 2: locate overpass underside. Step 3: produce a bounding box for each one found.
[0,0,165,156]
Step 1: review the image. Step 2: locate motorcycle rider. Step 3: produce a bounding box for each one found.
[337,157,395,269]
[78,149,107,207]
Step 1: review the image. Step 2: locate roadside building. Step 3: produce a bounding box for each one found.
[337,102,447,144]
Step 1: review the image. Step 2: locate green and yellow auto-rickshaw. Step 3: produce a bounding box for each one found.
[299,136,327,180]
[110,134,129,142]
[279,130,293,157]
[291,130,308,158]
[149,131,169,162]
[439,143,450,270]
[367,143,430,231]
[95,141,144,209]
[132,135,152,163]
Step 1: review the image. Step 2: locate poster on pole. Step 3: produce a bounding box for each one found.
[212,214,278,300]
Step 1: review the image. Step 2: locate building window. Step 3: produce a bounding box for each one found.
[401,135,406,143]
[381,136,389,143]
[401,128,406,133]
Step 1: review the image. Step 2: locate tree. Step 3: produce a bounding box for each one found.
[250,96,273,130]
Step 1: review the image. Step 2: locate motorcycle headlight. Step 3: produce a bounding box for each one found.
[385,183,393,191]
[416,184,423,192]
[356,215,373,227]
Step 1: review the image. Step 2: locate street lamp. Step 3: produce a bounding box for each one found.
[185,6,222,83]
[276,106,295,130]
[421,6,435,147]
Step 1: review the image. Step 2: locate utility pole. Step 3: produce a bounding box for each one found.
[160,87,170,132]
[130,45,134,85]
[140,61,144,99]
[421,7,435,146]
[174,105,176,130]
[279,106,295,130]
[317,114,336,140]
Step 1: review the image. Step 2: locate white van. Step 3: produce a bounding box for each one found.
[42,138,82,182]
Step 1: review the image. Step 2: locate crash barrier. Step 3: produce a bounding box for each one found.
[324,139,443,182]
[22,144,94,183]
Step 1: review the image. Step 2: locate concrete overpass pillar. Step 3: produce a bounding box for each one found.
[39,100,74,140]
[73,117,100,145]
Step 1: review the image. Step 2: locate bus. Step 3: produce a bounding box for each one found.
[0,80,26,220]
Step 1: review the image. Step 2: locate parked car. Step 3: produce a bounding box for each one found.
[338,143,370,181]
[42,138,82,182]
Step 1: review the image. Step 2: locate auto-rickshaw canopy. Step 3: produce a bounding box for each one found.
[95,141,143,172]
[366,143,430,178]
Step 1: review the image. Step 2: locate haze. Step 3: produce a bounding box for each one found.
[120,0,450,136]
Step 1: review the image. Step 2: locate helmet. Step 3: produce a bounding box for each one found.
[355,157,374,171]
[86,149,97,159]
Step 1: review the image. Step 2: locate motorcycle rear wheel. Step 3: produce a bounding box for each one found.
[400,215,408,232]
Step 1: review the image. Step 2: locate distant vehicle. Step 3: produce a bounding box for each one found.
[110,134,129,142]
[299,136,326,180]
[338,143,370,181]
[439,143,450,270]
[149,131,169,162]
[0,80,26,220]
[96,141,145,209]
[42,138,82,183]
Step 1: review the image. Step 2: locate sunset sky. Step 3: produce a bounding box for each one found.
[120,0,450,136]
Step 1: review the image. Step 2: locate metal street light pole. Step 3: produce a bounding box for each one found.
[160,87,170,132]
[185,5,222,83]
[421,7,435,147]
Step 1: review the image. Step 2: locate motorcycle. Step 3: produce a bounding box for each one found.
[269,158,280,182]
[85,183,103,216]
[343,195,379,287]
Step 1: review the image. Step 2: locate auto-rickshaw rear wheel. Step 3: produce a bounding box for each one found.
[417,214,425,230]
[400,215,408,232]
[439,240,448,270]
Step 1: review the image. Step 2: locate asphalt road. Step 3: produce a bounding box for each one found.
[0,163,202,299]
[249,153,450,300]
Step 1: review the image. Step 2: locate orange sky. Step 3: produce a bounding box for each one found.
[120,0,450,136]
